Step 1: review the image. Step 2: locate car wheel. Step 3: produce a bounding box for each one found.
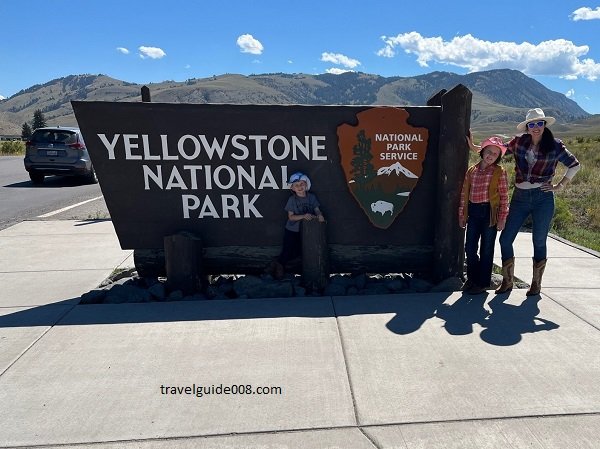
[29,172,45,184]
[86,165,98,184]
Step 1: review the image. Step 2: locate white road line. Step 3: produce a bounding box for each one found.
[37,196,104,218]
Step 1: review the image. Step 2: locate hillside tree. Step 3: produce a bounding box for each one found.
[31,109,47,130]
[21,122,32,139]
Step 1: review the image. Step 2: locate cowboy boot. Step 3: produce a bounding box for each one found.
[526,258,547,296]
[495,257,514,294]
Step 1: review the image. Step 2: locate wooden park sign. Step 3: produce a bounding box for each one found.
[72,84,471,283]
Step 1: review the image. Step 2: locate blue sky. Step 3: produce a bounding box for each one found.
[1,0,600,113]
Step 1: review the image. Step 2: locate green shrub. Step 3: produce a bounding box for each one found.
[0,141,25,155]
[551,196,573,230]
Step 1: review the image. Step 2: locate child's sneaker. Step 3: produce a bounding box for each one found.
[462,279,474,291]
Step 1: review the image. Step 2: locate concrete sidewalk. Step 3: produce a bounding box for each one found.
[0,220,598,448]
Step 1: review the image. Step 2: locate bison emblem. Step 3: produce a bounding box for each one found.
[371,200,394,216]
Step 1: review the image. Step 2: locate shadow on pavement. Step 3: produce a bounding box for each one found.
[4,176,88,188]
[435,293,490,336]
[0,292,560,346]
[479,294,559,346]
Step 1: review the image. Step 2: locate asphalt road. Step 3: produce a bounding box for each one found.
[0,156,109,230]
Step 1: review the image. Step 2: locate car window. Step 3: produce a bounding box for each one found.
[31,130,78,144]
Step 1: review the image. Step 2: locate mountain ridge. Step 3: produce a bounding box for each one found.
[0,69,593,136]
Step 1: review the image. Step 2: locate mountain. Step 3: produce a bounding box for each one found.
[377,162,418,178]
[0,69,592,136]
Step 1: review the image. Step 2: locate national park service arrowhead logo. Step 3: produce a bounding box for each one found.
[337,107,429,229]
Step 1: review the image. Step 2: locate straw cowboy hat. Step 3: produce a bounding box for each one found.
[517,108,556,132]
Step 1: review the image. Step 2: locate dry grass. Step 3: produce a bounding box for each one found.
[0,140,25,155]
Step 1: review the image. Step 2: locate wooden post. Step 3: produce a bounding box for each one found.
[164,232,204,295]
[432,84,471,282]
[426,89,447,107]
[301,220,329,291]
[141,86,151,102]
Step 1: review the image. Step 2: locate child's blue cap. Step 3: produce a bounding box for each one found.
[288,172,311,191]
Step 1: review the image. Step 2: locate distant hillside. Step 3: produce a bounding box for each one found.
[0,69,593,136]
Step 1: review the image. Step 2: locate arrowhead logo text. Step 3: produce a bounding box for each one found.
[337,107,429,229]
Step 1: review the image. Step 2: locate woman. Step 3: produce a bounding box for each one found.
[468,108,581,296]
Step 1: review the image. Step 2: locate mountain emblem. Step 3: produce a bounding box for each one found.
[337,107,429,229]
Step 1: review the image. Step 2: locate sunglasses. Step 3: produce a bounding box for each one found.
[527,120,546,129]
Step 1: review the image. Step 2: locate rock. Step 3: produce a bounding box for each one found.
[330,275,354,287]
[104,284,152,303]
[205,285,219,299]
[86,262,507,305]
[490,273,503,289]
[217,282,235,297]
[114,277,134,286]
[409,277,433,293]
[353,273,368,290]
[259,281,294,298]
[148,282,166,300]
[80,289,106,304]
[346,286,359,296]
[430,276,463,292]
[361,284,391,295]
[111,268,138,282]
[98,278,113,288]
[168,290,184,301]
[385,279,407,292]
[233,275,265,298]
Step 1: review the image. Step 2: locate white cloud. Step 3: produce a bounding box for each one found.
[325,68,353,75]
[377,32,600,81]
[0,94,5,100]
[571,6,600,21]
[237,34,263,55]
[116,47,130,55]
[321,52,361,69]
[184,64,191,69]
[566,88,575,97]
[139,46,166,59]
[288,60,293,64]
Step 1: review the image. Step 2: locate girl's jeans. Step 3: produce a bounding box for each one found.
[499,187,555,262]
[465,202,497,287]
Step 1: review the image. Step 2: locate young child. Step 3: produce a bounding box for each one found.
[271,171,325,279]
[458,136,509,294]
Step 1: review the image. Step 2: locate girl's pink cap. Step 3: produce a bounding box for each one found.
[480,136,506,156]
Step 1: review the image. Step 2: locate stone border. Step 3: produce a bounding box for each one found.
[80,269,528,305]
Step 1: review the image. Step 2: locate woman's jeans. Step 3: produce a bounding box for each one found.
[499,187,555,262]
[465,202,497,287]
